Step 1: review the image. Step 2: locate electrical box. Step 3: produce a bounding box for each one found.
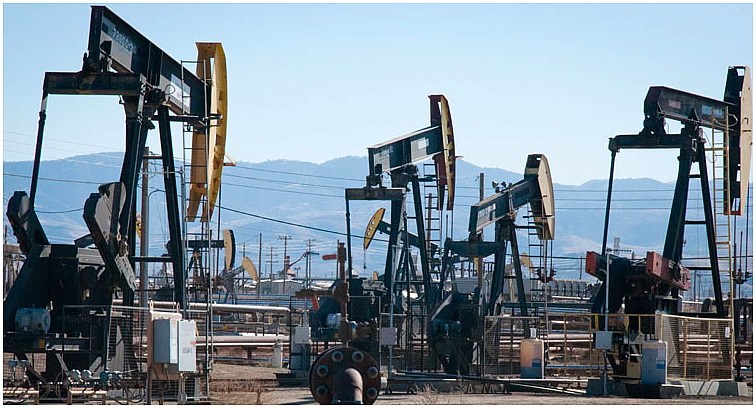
[595,330,613,350]
[293,326,311,345]
[379,327,397,346]
[520,338,544,379]
[154,319,178,364]
[641,340,667,384]
[178,320,196,372]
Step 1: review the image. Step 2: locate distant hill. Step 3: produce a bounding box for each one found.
[3,153,752,294]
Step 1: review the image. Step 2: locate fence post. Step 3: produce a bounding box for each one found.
[563,313,568,375]
[682,319,688,379]
[588,314,593,377]
[706,320,711,379]
[509,316,514,375]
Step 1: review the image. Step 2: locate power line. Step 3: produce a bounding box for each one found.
[234,163,363,182]
[223,181,344,198]
[3,172,102,185]
[224,173,351,189]
[5,172,724,213]
[37,207,84,214]
[218,204,391,243]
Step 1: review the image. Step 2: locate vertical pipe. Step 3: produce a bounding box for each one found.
[242,243,246,293]
[345,196,353,276]
[140,146,149,310]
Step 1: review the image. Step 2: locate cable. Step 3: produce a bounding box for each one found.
[224,173,350,190]
[3,130,119,151]
[5,172,709,212]
[234,163,364,182]
[3,139,122,167]
[218,204,390,243]
[3,172,102,185]
[222,181,343,198]
[36,207,84,214]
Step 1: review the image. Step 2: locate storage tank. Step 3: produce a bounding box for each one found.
[520,338,544,378]
[272,341,283,368]
[641,340,667,384]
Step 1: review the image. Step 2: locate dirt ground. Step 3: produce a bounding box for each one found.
[212,388,753,405]
[209,364,753,405]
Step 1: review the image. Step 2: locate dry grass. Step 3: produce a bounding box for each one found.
[210,380,275,404]
[414,384,441,404]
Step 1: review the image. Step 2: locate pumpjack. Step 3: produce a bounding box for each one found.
[585,66,751,384]
[433,154,555,374]
[345,94,456,308]
[4,5,225,391]
[302,96,456,404]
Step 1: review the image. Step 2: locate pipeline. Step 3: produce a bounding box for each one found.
[112,299,290,314]
[395,370,585,396]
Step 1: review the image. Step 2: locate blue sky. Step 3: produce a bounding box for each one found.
[3,3,753,185]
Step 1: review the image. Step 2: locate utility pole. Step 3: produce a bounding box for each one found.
[258,233,262,298]
[307,239,312,289]
[278,235,291,287]
[476,172,484,289]
[268,247,275,278]
[140,146,149,309]
[242,243,246,294]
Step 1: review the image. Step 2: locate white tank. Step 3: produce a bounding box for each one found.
[641,340,667,384]
[520,338,544,378]
[272,341,283,368]
[15,308,51,333]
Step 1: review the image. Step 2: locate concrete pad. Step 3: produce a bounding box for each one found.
[666,380,749,397]
[716,381,749,396]
[585,379,627,397]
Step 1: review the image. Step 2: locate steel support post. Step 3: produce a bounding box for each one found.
[158,106,187,308]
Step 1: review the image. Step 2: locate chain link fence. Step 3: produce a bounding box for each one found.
[660,314,733,381]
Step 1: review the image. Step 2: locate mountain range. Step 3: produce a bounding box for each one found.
[3,152,752,295]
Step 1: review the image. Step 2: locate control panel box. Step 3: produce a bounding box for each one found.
[178,320,196,372]
[153,319,178,364]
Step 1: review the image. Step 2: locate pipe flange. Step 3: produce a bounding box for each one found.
[309,346,381,405]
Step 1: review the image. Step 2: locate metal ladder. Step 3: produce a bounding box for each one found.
[421,162,443,278]
[706,110,734,307]
[525,205,549,339]
[178,58,214,400]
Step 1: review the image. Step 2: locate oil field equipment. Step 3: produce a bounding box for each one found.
[301,95,456,404]
[433,154,555,374]
[297,243,383,404]
[345,94,456,312]
[4,6,225,401]
[585,66,751,387]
